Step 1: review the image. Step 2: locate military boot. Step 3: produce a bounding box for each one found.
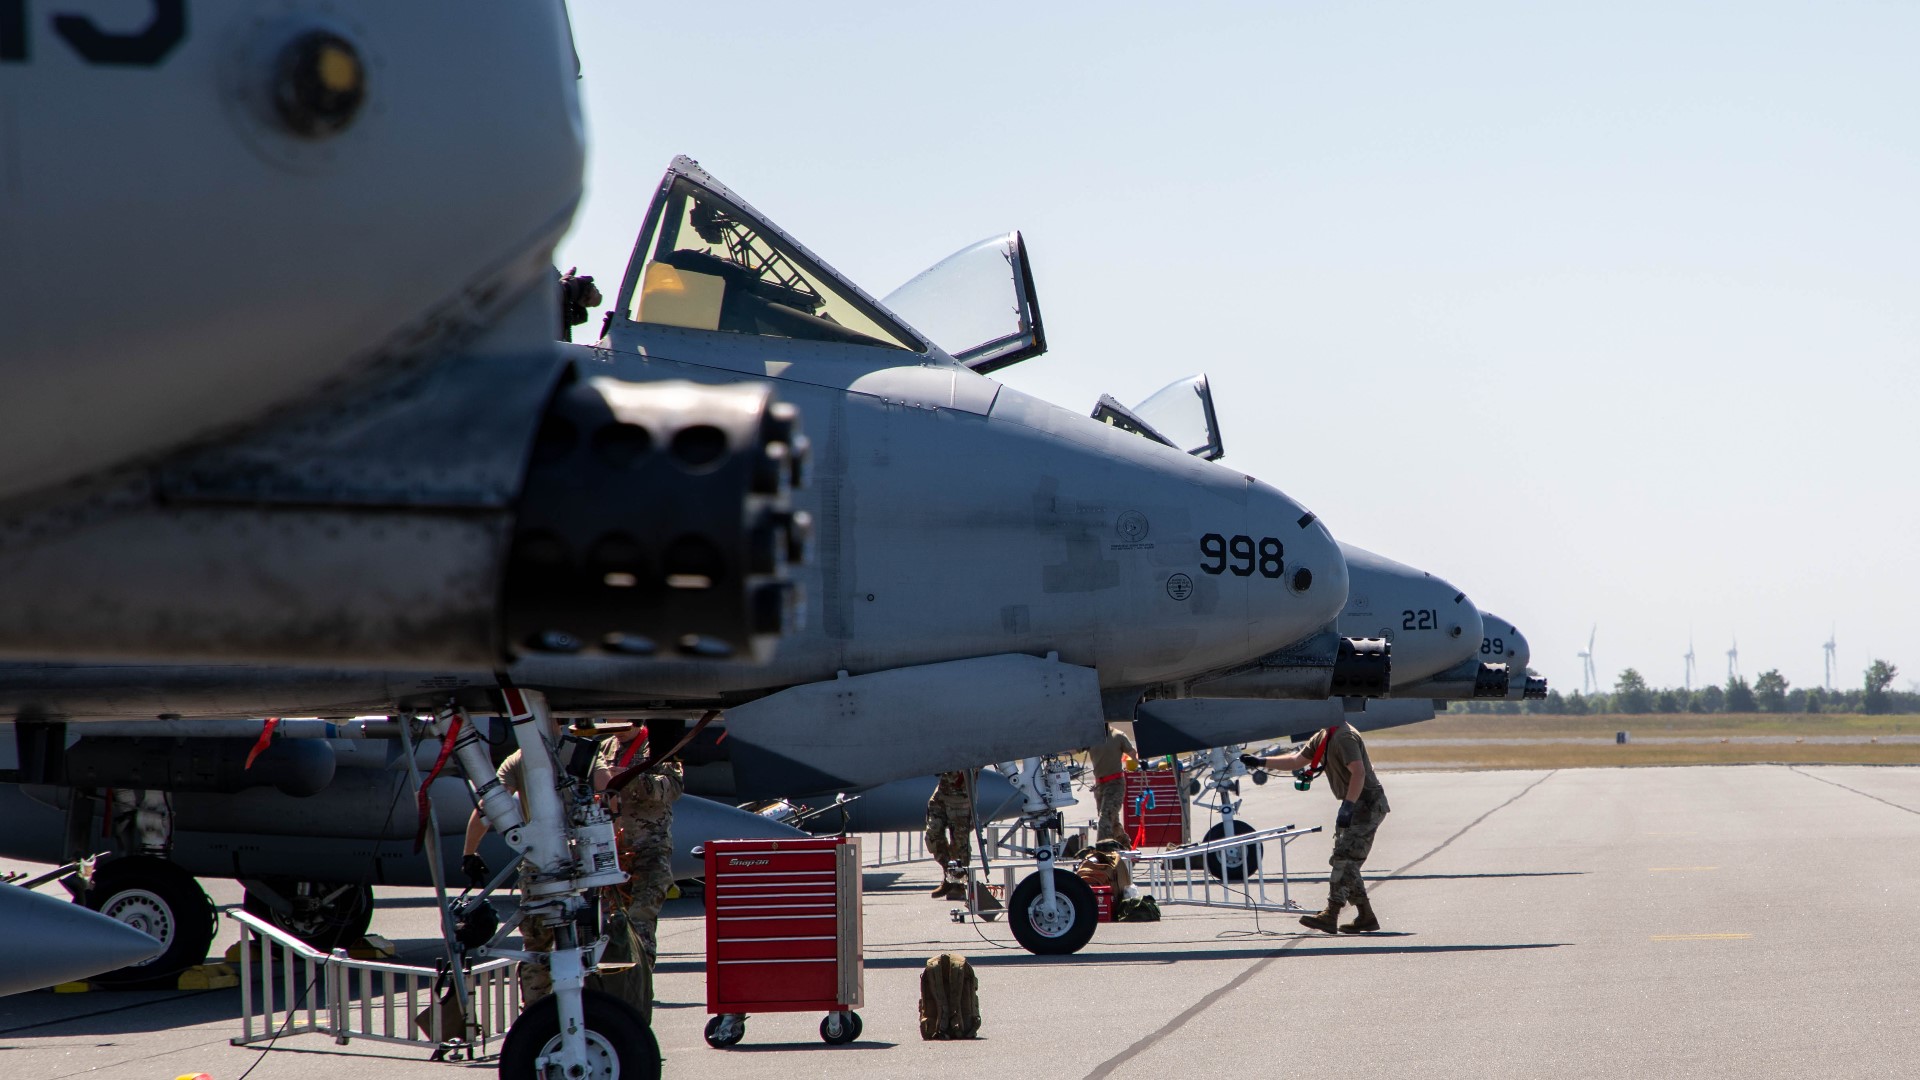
[930,882,954,898]
[1338,899,1380,934]
[1298,902,1344,934]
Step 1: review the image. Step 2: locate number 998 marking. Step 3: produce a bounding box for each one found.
[1200,533,1284,579]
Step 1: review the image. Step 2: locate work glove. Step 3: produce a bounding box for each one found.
[1239,753,1264,771]
[462,853,490,888]
[1335,801,1355,829]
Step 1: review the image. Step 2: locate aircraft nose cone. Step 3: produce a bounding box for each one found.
[0,883,165,995]
[1248,489,1347,649]
[1337,543,1485,686]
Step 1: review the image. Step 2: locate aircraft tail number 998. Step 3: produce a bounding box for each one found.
[1,1,187,67]
[1199,533,1284,579]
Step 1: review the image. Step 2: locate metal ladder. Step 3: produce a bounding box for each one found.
[229,909,522,1060]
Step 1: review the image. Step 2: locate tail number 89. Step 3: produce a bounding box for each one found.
[1199,533,1283,578]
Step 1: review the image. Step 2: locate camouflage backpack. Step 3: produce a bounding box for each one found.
[918,953,981,1040]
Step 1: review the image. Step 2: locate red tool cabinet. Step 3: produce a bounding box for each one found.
[1123,768,1187,847]
[702,835,864,1047]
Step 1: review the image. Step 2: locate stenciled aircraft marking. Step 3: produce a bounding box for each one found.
[0,0,186,66]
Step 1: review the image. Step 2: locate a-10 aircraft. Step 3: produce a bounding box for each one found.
[0,145,1373,1071]
[0,8,1535,1065]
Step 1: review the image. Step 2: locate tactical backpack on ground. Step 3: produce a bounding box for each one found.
[918,953,981,1040]
[1114,894,1161,922]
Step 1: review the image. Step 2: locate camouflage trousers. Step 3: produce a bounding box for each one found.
[1094,780,1127,844]
[624,840,674,969]
[517,871,555,1004]
[1327,799,1389,907]
[925,795,973,873]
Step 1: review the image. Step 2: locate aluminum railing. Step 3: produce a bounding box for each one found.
[229,909,521,1060]
[1129,823,1322,914]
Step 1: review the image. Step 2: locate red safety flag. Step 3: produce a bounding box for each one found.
[413,714,463,853]
[244,718,280,770]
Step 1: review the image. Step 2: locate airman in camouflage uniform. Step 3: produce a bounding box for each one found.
[593,725,683,1023]
[925,770,974,900]
[1245,722,1390,934]
[1086,726,1136,845]
[459,746,559,1002]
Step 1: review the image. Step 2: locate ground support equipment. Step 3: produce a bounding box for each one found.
[1123,767,1188,847]
[702,835,864,1048]
[1130,823,1323,916]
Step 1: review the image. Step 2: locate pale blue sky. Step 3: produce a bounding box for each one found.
[558,1,1920,696]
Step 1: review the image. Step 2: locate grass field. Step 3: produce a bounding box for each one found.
[1363,712,1920,770]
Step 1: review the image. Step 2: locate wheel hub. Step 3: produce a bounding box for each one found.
[1026,893,1076,938]
[535,1029,619,1080]
[100,889,174,965]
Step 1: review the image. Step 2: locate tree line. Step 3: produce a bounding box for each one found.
[1449,659,1916,715]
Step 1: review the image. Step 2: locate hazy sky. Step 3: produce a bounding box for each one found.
[557,1,1920,696]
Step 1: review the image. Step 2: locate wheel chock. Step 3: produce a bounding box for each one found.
[177,963,239,990]
[348,934,396,960]
[666,884,682,900]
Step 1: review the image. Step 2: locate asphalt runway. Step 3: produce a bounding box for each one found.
[5,764,1918,1079]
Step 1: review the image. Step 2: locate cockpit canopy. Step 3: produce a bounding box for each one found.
[882,231,1046,374]
[1091,374,1225,461]
[616,156,928,352]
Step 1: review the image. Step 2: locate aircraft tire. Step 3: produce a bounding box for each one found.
[242,880,375,952]
[1008,868,1098,955]
[1202,820,1262,883]
[498,989,660,1080]
[81,856,218,988]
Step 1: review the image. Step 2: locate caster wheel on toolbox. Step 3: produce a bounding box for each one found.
[1203,820,1262,883]
[820,1010,861,1045]
[1008,868,1098,955]
[705,1013,746,1048]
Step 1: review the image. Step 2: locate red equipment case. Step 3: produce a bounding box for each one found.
[1123,768,1187,847]
[703,835,863,1047]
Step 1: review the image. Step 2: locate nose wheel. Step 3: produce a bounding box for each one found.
[1008,868,1098,955]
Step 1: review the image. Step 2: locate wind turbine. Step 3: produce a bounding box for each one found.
[1683,637,1696,691]
[1823,629,1837,691]
[1578,625,1598,694]
[1726,635,1740,681]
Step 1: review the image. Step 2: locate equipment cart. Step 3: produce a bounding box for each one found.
[702,836,864,1048]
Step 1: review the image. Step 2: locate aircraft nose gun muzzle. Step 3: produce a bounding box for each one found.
[1522,675,1548,699]
[1473,662,1511,698]
[1331,636,1392,697]
[505,379,810,665]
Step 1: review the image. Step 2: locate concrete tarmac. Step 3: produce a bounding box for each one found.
[4,764,1917,1078]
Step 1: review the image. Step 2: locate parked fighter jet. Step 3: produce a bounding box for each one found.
[1481,612,1549,700]
[0,157,1362,987]
[0,156,1353,784]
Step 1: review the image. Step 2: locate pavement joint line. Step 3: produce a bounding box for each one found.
[1382,769,1559,883]
[1788,764,1920,815]
[1082,769,1556,1080]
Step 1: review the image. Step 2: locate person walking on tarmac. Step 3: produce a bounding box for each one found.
[925,769,976,900]
[1244,721,1390,934]
[1087,725,1136,845]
